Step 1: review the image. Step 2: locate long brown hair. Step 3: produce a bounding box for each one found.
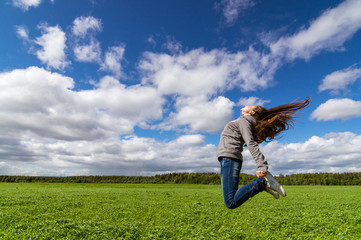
[252,97,310,143]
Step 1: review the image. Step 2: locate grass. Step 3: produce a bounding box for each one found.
[0,183,360,239]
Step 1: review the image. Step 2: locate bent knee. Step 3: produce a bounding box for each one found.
[224,202,238,209]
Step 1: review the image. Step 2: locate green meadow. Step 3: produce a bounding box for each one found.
[0,183,360,239]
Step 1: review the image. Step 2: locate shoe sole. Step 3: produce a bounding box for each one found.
[266,172,286,197]
[266,188,279,199]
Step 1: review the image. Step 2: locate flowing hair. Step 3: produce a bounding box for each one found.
[252,97,310,143]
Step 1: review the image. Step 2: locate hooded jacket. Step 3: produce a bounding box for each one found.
[217,115,268,172]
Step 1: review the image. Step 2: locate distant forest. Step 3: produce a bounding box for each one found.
[1,172,361,185]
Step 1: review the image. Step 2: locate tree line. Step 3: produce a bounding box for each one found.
[0,172,361,185]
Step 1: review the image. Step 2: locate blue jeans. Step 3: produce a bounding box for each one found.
[220,158,266,209]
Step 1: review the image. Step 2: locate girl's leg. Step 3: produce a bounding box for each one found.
[220,158,266,209]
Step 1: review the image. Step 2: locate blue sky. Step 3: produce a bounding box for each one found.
[1,0,361,176]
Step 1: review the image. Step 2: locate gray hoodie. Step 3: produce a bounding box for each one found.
[217,115,268,172]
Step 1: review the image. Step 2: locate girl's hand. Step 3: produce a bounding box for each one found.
[256,171,266,178]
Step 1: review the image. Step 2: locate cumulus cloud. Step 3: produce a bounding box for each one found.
[140,47,274,97]
[73,40,101,63]
[217,0,256,25]
[70,16,126,75]
[1,66,360,176]
[0,67,164,141]
[255,132,361,175]
[164,96,235,134]
[311,98,361,121]
[319,65,361,94]
[2,130,361,176]
[78,76,164,123]
[72,16,102,38]
[162,37,183,54]
[172,134,205,146]
[15,25,29,39]
[269,0,361,61]
[12,0,42,11]
[138,47,277,133]
[147,35,157,48]
[0,133,218,176]
[71,16,103,64]
[0,67,89,141]
[35,24,70,70]
[100,45,126,78]
[136,0,361,135]
[0,67,223,176]
[237,96,270,106]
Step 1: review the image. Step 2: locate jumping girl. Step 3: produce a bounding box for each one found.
[217,97,310,209]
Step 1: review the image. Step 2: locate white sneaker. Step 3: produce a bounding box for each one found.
[265,188,279,199]
[265,172,286,197]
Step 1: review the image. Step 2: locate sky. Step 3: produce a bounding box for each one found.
[1,0,361,176]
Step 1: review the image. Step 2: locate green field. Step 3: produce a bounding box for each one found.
[0,183,360,239]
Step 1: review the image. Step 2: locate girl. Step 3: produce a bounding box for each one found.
[217,98,310,209]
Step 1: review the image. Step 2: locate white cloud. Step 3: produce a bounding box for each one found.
[2,130,361,176]
[319,65,361,93]
[78,75,164,123]
[162,37,183,54]
[311,98,361,121]
[35,24,70,70]
[1,67,360,176]
[147,35,157,47]
[71,16,103,64]
[15,25,29,39]
[0,133,218,176]
[218,0,255,25]
[237,96,270,106]
[139,47,277,133]
[172,134,205,146]
[73,40,101,63]
[12,0,42,11]
[254,132,361,175]
[0,67,102,141]
[0,67,164,141]
[140,47,274,97]
[269,0,361,61]
[167,96,235,134]
[100,45,126,78]
[72,16,102,38]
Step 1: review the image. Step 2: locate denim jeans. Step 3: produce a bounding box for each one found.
[220,157,266,209]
